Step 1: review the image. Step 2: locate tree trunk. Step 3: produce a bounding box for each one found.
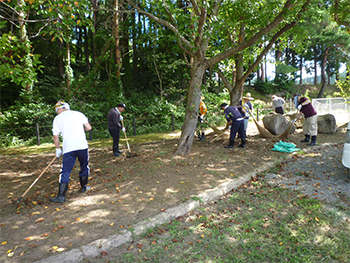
[83,27,90,73]
[58,39,64,79]
[114,0,121,77]
[231,52,244,105]
[317,47,329,98]
[65,42,73,97]
[264,54,268,81]
[314,46,317,84]
[92,0,98,64]
[261,62,265,82]
[175,61,207,155]
[17,0,34,96]
[274,41,282,81]
[299,56,303,84]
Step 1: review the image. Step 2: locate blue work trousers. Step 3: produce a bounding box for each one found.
[230,120,245,140]
[59,149,89,184]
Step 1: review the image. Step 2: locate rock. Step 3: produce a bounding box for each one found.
[284,112,304,128]
[317,114,337,134]
[262,112,295,135]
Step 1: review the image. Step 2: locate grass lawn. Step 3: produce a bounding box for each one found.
[98,178,350,263]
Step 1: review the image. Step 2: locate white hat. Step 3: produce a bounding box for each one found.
[55,101,70,112]
[243,92,254,101]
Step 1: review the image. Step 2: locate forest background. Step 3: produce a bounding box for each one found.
[0,0,350,154]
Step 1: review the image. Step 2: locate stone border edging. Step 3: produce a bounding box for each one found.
[34,155,293,263]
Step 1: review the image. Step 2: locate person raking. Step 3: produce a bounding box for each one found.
[51,101,92,203]
[107,103,126,157]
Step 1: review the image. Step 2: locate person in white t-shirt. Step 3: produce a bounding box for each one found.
[51,101,92,203]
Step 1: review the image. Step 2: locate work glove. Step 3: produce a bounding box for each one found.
[56,148,63,158]
[122,127,126,133]
[297,104,302,110]
[120,115,123,121]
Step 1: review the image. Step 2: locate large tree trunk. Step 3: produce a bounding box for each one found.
[317,47,329,98]
[175,61,207,155]
[231,52,244,105]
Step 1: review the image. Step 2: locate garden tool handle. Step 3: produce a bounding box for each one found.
[120,119,131,152]
[17,156,57,202]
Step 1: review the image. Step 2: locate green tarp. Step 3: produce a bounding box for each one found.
[272,141,300,153]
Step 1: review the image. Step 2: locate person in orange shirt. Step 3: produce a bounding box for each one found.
[197,96,207,141]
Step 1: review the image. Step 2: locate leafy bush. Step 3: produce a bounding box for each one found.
[334,76,350,99]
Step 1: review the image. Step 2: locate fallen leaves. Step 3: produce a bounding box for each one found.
[50,246,65,252]
[35,218,44,223]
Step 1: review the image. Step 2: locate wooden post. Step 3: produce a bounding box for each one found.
[133,116,136,136]
[35,123,40,145]
[171,114,175,131]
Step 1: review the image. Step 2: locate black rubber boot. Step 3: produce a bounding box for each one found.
[200,132,205,141]
[225,139,234,148]
[307,136,316,146]
[113,147,120,157]
[238,138,246,148]
[300,134,310,143]
[80,176,91,193]
[50,183,68,203]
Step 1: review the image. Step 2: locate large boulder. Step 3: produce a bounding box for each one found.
[262,112,295,135]
[317,114,337,134]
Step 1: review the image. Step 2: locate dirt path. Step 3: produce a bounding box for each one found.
[0,122,347,262]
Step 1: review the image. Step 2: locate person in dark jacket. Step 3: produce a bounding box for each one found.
[297,97,318,146]
[220,103,245,148]
[107,103,126,157]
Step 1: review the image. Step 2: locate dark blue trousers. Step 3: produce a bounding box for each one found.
[230,120,245,140]
[59,149,89,184]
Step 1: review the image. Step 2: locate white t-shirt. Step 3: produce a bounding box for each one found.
[52,110,89,154]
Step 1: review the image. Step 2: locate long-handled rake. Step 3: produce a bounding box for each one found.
[121,119,132,158]
[15,156,57,203]
[248,109,275,138]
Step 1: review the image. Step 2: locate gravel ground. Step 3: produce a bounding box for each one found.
[264,143,350,209]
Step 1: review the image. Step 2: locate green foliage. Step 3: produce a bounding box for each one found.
[334,76,350,98]
[0,101,54,147]
[0,33,42,89]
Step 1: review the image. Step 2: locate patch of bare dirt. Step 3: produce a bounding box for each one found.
[0,122,347,262]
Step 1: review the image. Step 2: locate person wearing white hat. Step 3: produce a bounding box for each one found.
[272,95,285,114]
[51,101,92,203]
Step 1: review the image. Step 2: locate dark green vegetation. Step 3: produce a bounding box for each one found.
[0,0,349,152]
[99,180,350,263]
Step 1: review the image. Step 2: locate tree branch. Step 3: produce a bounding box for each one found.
[207,0,299,67]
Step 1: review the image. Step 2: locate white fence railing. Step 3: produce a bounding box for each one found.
[312,97,350,124]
